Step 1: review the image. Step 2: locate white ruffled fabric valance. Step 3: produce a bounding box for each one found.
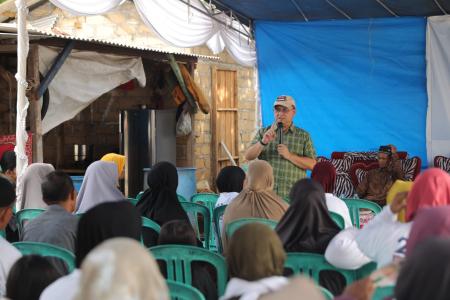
[49,0,256,66]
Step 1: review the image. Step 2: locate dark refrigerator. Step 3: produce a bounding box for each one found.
[120,108,176,197]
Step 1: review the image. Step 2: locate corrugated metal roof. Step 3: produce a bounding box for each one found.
[0,23,220,60]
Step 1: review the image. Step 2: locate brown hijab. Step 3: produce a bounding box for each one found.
[227,223,286,281]
[222,160,289,249]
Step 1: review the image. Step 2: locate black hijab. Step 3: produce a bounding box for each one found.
[136,161,190,226]
[75,201,141,267]
[216,166,246,193]
[276,179,340,253]
[395,238,450,300]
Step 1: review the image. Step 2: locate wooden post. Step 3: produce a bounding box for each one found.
[27,45,43,162]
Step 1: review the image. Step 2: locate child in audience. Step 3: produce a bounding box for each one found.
[74,238,168,300]
[6,255,61,300]
[158,220,217,300]
[222,223,288,300]
[215,166,246,208]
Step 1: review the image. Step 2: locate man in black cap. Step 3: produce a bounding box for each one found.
[356,145,404,206]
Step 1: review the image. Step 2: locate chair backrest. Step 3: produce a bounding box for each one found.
[150,245,227,296]
[343,199,382,228]
[142,216,161,233]
[166,280,205,300]
[434,155,450,172]
[0,229,5,238]
[191,193,219,251]
[13,241,76,272]
[180,202,211,249]
[226,218,278,238]
[15,208,45,237]
[136,191,145,200]
[212,205,227,253]
[329,212,345,230]
[177,194,188,202]
[320,287,334,300]
[127,197,139,206]
[284,253,376,287]
[372,285,394,300]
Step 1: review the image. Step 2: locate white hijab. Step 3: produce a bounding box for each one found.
[75,161,124,213]
[17,163,54,210]
[74,238,169,300]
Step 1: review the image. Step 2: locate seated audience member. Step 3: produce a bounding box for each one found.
[74,238,168,300]
[136,162,192,246]
[40,201,141,300]
[395,238,450,300]
[6,255,61,300]
[215,166,246,208]
[0,177,21,297]
[326,168,450,270]
[22,171,78,275]
[17,163,55,210]
[356,145,404,206]
[221,223,288,300]
[75,161,124,213]
[100,153,125,180]
[259,277,325,300]
[276,179,345,295]
[0,150,16,185]
[222,160,288,249]
[311,161,352,228]
[158,220,217,300]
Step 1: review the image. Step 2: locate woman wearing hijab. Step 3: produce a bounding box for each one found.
[221,223,288,300]
[276,179,344,294]
[326,168,450,270]
[74,238,169,300]
[395,238,450,300]
[40,201,141,300]
[75,161,124,213]
[215,166,246,208]
[222,160,288,250]
[136,162,192,247]
[17,163,55,210]
[100,153,125,180]
[311,162,352,228]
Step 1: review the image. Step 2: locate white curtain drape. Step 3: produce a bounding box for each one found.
[426,15,450,165]
[49,0,256,66]
[39,46,146,133]
[49,0,122,15]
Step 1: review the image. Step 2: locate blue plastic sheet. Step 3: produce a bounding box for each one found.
[255,17,427,163]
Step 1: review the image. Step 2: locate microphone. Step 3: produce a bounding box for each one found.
[277,122,283,145]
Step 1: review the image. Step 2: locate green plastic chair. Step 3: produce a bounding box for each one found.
[13,241,76,272]
[127,197,139,206]
[0,230,5,239]
[166,280,205,300]
[177,194,188,202]
[320,286,334,300]
[136,191,145,200]
[226,218,278,238]
[329,212,345,230]
[191,193,219,251]
[372,285,394,300]
[15,208,45,237]
[284,252,376,286]
[150,245,227,296]
[213,205,227,254]
[142,216,161,233]
[180,202,211,249]
[343,199,382,228]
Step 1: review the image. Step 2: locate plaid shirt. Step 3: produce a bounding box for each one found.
[251,125,316,200]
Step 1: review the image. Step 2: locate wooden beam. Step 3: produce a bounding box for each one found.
[38,40,75,98]
[26,44,43,162]
[0,44,17,53]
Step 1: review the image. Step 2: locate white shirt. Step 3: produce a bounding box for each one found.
[0,237,21,297]
[325,206,411,269]
[325,193,353,229]
[39,269,80,300]
[215,192,239,208]
[220,276,288,300]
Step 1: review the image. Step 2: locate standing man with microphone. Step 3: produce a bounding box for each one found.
[245,95,317,200]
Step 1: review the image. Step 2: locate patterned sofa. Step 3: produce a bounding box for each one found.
[317,151,421,197]
[434,156,450,173]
